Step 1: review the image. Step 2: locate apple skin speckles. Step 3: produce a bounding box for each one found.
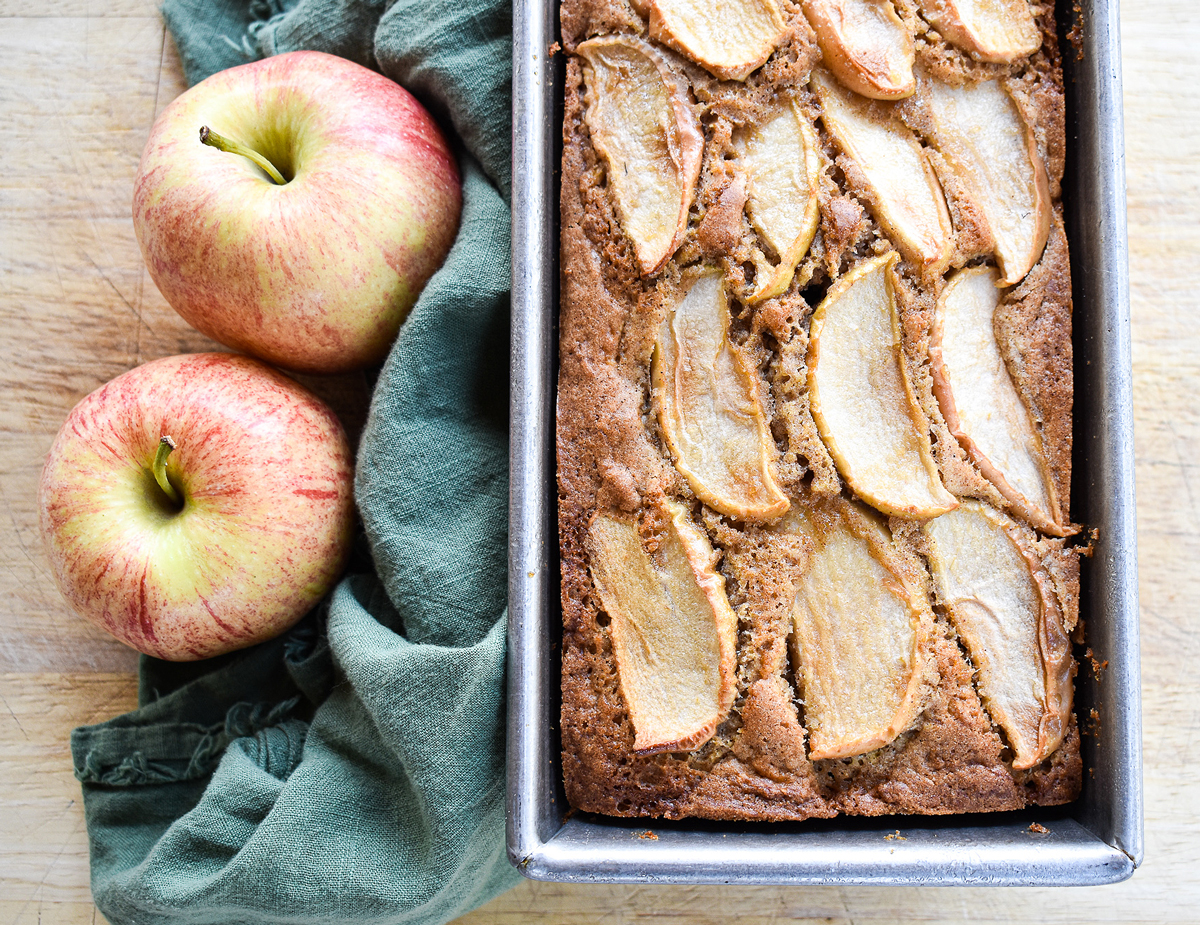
[133,51,462,375]
[38,353,355,662]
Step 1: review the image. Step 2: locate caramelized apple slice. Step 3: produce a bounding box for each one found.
[652,271,792,525]
[735,100,822,301]
[785,500,930,759]
[588,501,738,753]
[923,500,1073,768]
[648,0,788,81]
[812,69,952,272]
[930,266,1065,534]
[654,269,790,521]
[920,76,1050,285]
[808,254,957,518]
[918,0,1041,63]
[577,36,705,276]
[802,0,915,99]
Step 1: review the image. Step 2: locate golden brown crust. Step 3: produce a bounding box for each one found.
[558,0,1080,821]
[995,210,1074,520]
[560,0,645,51]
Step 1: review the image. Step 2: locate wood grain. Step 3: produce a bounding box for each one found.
[1,0,1197,921]
[0,9,206,676]
[0,9,370,675]
[0,673,137,924]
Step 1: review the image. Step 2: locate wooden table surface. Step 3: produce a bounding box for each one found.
[1,0,1195,921]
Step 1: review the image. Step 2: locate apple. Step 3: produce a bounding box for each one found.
[38,353,355,661]
[646,0,788,82]
[917,0,1040,64]
[652,268,790,522]
[587,500,737,754]
[913,74,1050,287]
[811,68,953,274]
[923,500,1072,769]
[802,0,916,100]
[133,50,462,374]
[576,36,703,277]
[784,498,932,760]
[734,99,822,302]
[806,252,957,519]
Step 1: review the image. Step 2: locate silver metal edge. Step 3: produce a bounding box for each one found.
[506,0,1144,882]
[1065,0,1145,866]
[508,0,561,869]
[522,817,1133,886]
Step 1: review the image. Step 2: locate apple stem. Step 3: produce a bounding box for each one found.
[153,436,182,506]
[198,126,287,185]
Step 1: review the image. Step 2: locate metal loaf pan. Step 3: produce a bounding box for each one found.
[508,0,1142,885]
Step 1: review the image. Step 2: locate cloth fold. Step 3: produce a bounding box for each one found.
[70,0,520,920]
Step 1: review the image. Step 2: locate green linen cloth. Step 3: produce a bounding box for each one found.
[68,0,521,921]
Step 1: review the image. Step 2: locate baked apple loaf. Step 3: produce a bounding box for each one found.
[557,0,1082,820]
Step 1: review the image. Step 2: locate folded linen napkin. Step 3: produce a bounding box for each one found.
[69,0,520,921]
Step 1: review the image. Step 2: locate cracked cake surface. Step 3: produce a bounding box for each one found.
[557,0,1081,820]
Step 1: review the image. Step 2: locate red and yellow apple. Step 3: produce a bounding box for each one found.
[39,353,355,661]
[133,51,462,374]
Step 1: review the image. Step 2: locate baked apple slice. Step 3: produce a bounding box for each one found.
[923,500,1073,768]
[654,269,790,521]
[919,75,1050,286]
[930,266,1065,535]
[786,500,931,759]
[734,100,822,302]
[648,0,789,81]
[577,36,705,276]
[588,501,739,754]
[918,0,1040,63]
[807,253,957,518]
[812,69,952,272]
[802,0,916,99]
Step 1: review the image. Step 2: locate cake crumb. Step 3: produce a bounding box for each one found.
[1067,2,1084,61]
[1085,648,1109,679]
[1028,822,1050,834]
